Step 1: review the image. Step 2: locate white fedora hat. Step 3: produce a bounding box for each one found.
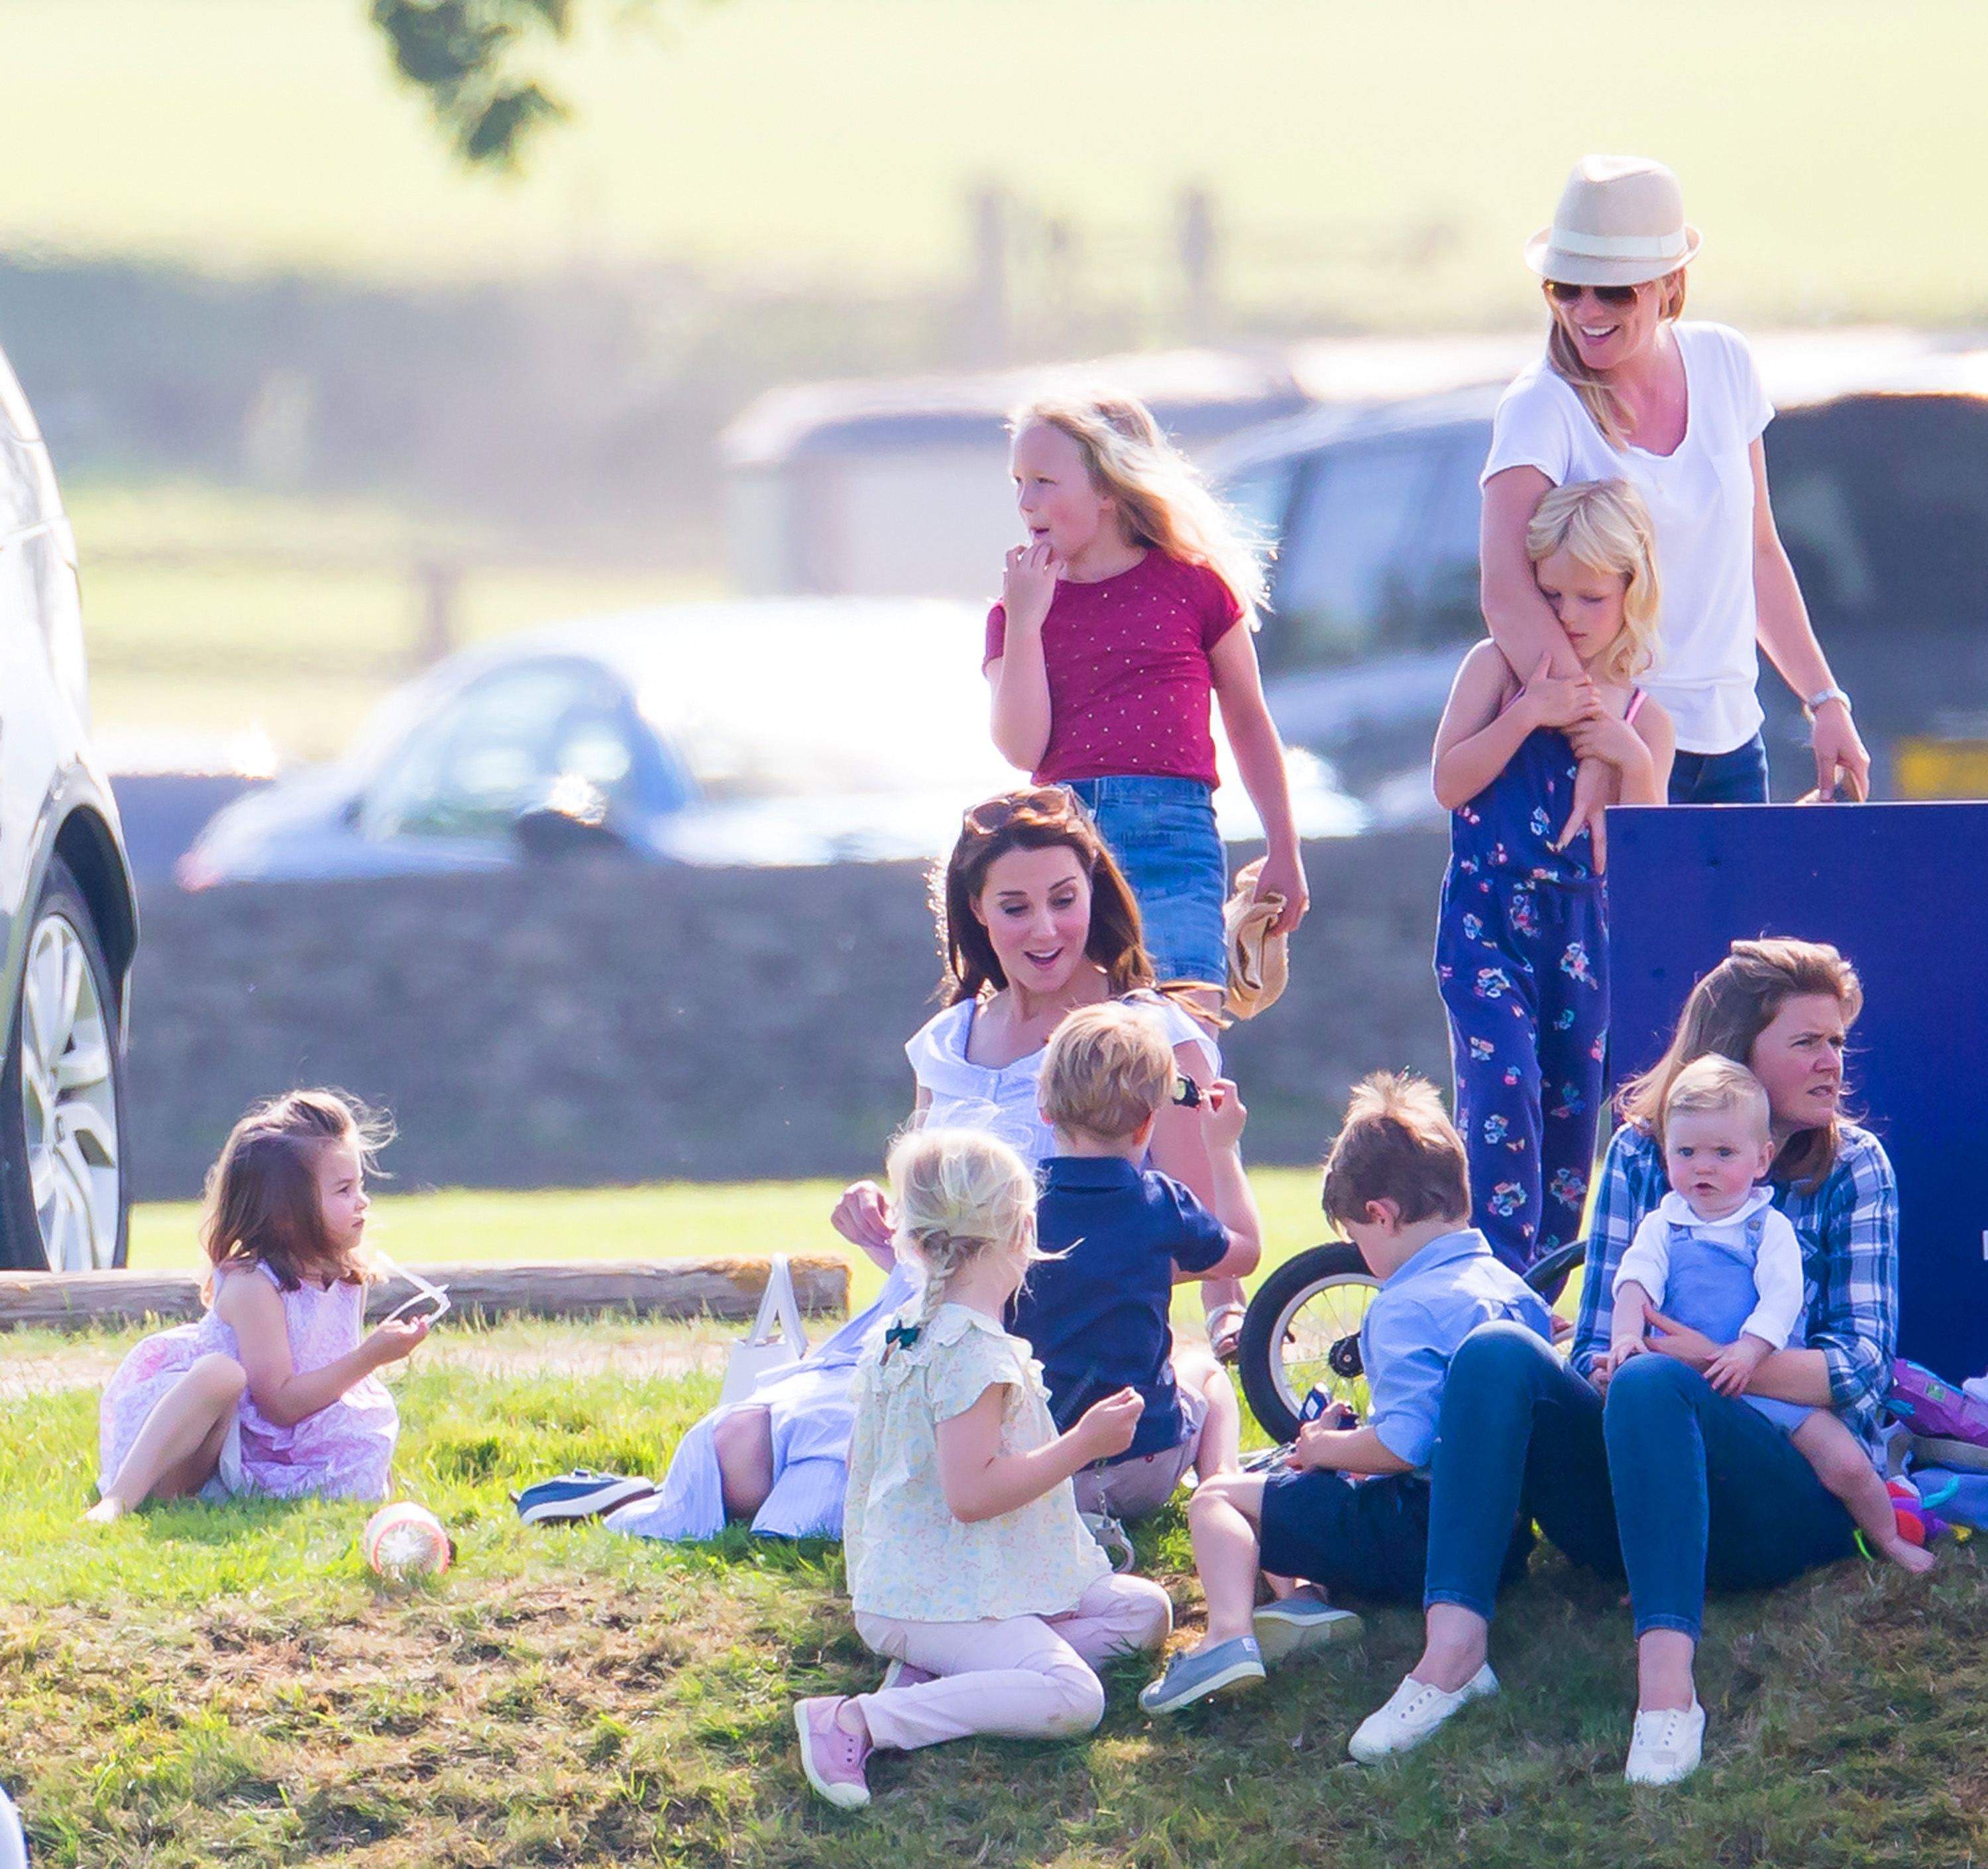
[1524,154,1702,287]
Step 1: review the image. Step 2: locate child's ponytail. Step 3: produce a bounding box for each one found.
[1012,392,1270,616]
[885,1128,1039,1332]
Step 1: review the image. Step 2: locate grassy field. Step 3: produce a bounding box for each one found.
[126,1168,1343,1328]
[67,479,721,765]
[5,1297,1984,1866]
[4,1,1988,327]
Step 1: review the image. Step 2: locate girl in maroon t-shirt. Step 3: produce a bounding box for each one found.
[985,390,1309,1354]
[986,392,1309,977]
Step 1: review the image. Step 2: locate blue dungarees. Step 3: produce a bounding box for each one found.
[1435,715,1620,1271]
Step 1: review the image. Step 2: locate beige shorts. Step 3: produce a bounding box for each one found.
[1072,1385,1208,1522]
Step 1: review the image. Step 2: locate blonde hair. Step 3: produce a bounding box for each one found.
[1011,391,1270,614]
[1618,938,1863,1191]
[1321,1072,1470,1229]
[1544,270,1689,448]
[1040,1001,1176,1143]
[1662,1055,1771,1148]
[886,1127,1040,1331]
[1526,479,1662,684]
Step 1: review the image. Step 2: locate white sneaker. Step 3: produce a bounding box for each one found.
[1624,1701,1704,1785]
[1347,1663,1499,1762]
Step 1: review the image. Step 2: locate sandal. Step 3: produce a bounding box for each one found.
[1205,1301,1247,1363]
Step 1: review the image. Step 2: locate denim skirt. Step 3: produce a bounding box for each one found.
[1065,775,1228,987]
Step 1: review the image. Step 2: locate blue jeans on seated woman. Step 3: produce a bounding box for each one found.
[1421,1321,1857,1641]
[1667,731,1769,805]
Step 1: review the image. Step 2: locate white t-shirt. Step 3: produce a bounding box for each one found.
[1481,321,1776,755]
[1614,1186,1806,1349]
[905,989,1219,1167]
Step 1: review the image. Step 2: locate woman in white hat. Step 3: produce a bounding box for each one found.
[1479,154,1868,835]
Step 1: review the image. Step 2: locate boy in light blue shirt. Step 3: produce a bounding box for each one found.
[1141,1072,1553,1715]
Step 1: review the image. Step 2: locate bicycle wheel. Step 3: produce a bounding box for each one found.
[1236,1243,1380,1444]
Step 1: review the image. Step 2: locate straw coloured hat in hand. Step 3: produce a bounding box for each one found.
[1223,858,1288,1020]
[1524,155,1702,288]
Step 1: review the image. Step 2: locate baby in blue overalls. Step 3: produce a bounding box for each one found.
[1433,479,1673,1269]
[1607,1056,1930,1572]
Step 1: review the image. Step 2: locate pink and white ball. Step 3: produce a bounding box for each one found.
[362,1502,454,1576]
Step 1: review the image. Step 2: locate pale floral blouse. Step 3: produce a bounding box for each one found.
[844,1303,1107,1623]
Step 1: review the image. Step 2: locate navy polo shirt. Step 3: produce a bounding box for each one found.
[1009,1155,1231,1462]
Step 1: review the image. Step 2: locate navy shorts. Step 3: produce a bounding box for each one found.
[1065,775,1227,988]
[1257,1467,1534,1605]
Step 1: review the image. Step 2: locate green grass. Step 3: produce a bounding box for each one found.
[130,1167,1346,1329]
[5,1307,1983,1867]
[67,480,721,764]
[5,0,1988,328]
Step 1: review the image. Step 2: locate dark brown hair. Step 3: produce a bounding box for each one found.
[935,787,1158,1005]
[1617,938,1862,1191]
[201,1088,392,1296]
[1321,1072,1470,1228]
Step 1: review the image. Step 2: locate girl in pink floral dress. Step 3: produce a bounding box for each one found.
[87,1090,427,1522]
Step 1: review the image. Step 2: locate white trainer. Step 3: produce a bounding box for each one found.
[1624,1701,1705,1785]
[1347,1663,1499,1762]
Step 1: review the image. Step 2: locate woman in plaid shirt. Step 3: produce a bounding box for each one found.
[1349,940,1897,1786]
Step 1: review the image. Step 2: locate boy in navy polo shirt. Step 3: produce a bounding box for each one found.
[1009,1001,1260,1524]
[1140,1072,1553,1715]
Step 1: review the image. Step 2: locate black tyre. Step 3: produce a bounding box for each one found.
[0,856,128,1271]
[1236,1243,1380,1444]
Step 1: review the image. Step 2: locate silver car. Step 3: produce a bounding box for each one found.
[0,345,137,1272]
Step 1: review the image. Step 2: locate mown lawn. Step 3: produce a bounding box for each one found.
[4,1308,1984,1868]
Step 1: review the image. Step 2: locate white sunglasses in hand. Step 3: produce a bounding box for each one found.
[371,1252,452,1328]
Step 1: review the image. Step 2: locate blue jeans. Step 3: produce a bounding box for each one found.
[1422,1322,1857,1640]
[1064,776,1227,986]
[1667,731,1769,805]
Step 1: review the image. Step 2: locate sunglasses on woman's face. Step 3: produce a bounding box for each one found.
[1547,280,1642,307]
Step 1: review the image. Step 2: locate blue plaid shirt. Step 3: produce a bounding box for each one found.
[1573,1121,1899,1455]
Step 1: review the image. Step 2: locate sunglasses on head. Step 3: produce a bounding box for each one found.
[1547,280,1642,307]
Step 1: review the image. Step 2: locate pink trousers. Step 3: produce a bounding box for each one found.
[852,1572,1172,1752]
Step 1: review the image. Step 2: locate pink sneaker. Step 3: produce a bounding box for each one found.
[795,1696,872,1809]
[879,1658,936,1691]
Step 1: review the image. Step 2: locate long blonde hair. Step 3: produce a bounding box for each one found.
[1618,938,1863,1192]
[1545,270,1688,448]
[885,1128,1041,1333]
[1011,391,1270,614]
[1525,479,1661,684]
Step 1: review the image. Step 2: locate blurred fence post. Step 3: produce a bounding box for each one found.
[414,559,461,668]
[966,184,1010,365]
[1178,185,1217,343]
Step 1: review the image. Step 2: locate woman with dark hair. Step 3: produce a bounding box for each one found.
[613,785,1260,1543]
[1349,938,1898,1785]
[1481,156,1868,827]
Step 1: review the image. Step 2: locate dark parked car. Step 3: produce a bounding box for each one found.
[0,346,138,1271]
[1216,331,1988,813]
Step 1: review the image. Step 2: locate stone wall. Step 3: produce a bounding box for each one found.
[127,832,1451,1199]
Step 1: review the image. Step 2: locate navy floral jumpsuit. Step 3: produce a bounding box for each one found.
[1433,703,1637,1271]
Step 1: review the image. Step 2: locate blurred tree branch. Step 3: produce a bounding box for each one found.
[370,0,578,168]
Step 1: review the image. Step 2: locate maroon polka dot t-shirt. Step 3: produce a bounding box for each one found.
[984,551,1244,787]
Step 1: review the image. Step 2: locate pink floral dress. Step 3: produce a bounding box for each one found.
[97,1262,399,1502]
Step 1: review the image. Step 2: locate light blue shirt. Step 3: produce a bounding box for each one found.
[1360,1227,1555,1472]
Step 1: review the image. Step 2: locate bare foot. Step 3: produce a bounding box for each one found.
[1877,1534,1936,1575]
[83,1496,129,1525]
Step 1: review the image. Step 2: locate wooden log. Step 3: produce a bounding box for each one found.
[0,1257,851,1334]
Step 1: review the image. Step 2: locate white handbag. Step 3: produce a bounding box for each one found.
[720,1256,809,1404]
